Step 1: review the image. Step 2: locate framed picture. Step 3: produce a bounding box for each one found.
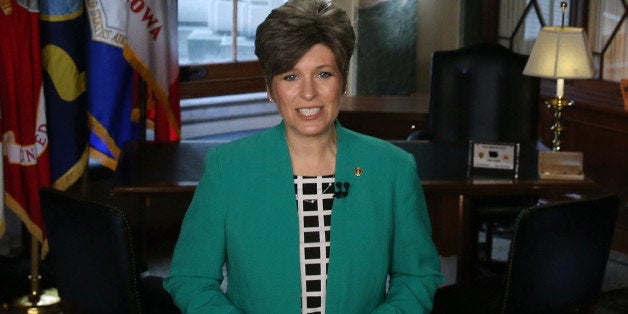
[467,141,520,179]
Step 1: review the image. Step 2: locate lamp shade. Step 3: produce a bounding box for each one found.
[523,26,596,79]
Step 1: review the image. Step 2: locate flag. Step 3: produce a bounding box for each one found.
[0,114,4,238]
[122,0,180,141]
[0,0,51,250]
[85,0,180,171]
[85,0,138,170]
[40,0,89,190]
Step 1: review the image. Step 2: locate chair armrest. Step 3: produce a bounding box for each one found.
[406,129,433,141]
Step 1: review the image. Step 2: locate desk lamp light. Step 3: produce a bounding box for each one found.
[523,1,595,151]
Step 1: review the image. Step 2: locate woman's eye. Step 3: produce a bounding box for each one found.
[316,72,332,79]
[283,74,297,81]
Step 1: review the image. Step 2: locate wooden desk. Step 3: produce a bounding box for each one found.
[113,140,225,195]
[113,140,601,282]
[391,141,601,282]
[338,95,429,139]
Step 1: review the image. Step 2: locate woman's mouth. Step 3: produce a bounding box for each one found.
[298,107,322,117]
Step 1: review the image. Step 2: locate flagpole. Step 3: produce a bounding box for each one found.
[140,78,147,142]
[9,238,61,312]
[29,236,41,305]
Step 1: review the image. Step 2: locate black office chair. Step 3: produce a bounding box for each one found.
[432,194,620,314]
[408,42,541,266]
[41,187,179,314]
[408,42,540,142]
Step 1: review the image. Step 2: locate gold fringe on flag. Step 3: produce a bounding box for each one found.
[0,0,12,16]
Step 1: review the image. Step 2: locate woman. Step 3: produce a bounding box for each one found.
[163,0,443,312]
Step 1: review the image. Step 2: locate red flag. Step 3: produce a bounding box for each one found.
[122,0,180,141]
[0,0,51,250]
[141,79,180,141]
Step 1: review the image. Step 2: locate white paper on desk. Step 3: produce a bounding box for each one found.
[473,143,516,170]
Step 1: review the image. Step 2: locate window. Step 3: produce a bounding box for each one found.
[178,0,286,65]
[177,0,287,98]
[499,0,572,53]
[588,0,627,81]
[177,0,288,140]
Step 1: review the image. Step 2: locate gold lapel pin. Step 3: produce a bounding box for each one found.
[354,167,363,177]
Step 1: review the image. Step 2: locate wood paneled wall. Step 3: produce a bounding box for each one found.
[538,79,628,253]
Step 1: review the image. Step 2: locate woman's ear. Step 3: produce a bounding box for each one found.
[266,86,273,103]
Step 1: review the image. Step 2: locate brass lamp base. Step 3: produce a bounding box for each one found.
[545,97,574,151]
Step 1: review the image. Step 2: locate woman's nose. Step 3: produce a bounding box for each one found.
[299,78,318,100]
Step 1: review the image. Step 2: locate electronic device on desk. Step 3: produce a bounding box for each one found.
[538,151,585,180]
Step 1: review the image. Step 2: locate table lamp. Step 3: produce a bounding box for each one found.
[523,5,595,151]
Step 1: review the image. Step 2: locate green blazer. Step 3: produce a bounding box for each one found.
[164,121,443,313]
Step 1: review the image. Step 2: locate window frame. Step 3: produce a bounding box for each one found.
[178,0,269,99]
[179,61,266,99]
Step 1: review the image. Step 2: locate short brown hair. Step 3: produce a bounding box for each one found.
[255,0,355,87]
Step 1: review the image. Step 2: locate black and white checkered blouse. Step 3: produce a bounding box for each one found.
[294,175,335,314]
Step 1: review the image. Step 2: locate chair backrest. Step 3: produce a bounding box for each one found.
[41,187,143,314]
[501,194,620,313]
[427,42,540,143]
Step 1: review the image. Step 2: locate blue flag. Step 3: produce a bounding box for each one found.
[85,1,140,170]
[39,0,89,190]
